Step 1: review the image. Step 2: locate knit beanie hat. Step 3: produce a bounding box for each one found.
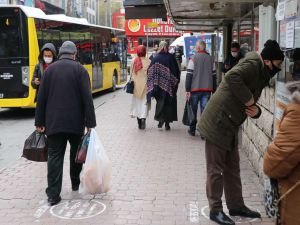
[59,41,77,56]
[261,40,284,61]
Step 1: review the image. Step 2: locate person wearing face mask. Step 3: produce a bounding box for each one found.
[198,40,284,225]
[223,42,243,74]
[31,43,57,102]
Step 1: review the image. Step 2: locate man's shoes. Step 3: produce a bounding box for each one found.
[229,206,261,218]
[48,196,61,206]
[165,123,171,131]
[209,211,235,225]
[188,129,195,136]
[72,185,79,191]
[158,121,164,128]
[140,119,146,130]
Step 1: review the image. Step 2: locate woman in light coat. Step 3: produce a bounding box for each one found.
[130,45,151,129]
[263,81,300,225]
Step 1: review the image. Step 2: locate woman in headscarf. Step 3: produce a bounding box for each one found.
[130,45,151,129]
[263,81,300,225]
[147,41,180,130]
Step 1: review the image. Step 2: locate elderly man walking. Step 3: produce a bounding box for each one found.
[35,41,96,206]
[185,40,214,137]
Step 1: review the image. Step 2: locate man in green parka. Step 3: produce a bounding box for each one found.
[198,40,284,225]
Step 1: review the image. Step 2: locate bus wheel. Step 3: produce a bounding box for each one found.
[111,73,117,92]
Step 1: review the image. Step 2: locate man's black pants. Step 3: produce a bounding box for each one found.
[46,133,82,199]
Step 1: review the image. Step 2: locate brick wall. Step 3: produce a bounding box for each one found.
[240,86,275,183]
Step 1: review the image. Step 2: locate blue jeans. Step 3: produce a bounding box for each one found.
[189,91,211,133]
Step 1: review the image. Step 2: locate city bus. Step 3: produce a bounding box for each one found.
[0,5,127,108]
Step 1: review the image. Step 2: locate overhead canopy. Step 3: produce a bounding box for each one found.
[163,0,274,31]
[124,0,167,20]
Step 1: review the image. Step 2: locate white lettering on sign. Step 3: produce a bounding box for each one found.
[0,93,3,98]
[0,73,13,80]
[50,200,106,220]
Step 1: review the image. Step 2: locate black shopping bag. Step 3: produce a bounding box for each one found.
[22,131,47,162]
[125,80,134,94]
[182,100,195,126]
[75,132,90,164]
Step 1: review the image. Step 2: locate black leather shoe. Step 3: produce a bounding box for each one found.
[137,118,142,129]
[229,206,261,218]
[48,196,61,206]
[188,129,195,136]
[165,123,170,131]
[140,119,146,130]
[158,121,164,128]
[209,211,235,225]
[72,185,79,191]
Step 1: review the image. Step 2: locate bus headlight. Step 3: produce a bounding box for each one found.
[22,66,29,86]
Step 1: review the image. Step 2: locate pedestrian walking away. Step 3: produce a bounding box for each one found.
[130,45,151,130]
[31,43,57,102]
[175,44,184,71]
[185,40,214,137]
[35,41,96,206]
[198,40,284,225]
[264,81,300,225]
[147,41,181,131]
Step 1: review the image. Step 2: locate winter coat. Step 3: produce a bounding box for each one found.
[35,55,96,136]
[263,101,300,225]
[130,57,151,99]
[198,52,270,151]
[222,52,243,74]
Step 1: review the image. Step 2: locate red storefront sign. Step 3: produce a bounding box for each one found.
[125,18,181,37]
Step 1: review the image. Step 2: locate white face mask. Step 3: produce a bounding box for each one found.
[43,56,53,64]
[231,52,238,58]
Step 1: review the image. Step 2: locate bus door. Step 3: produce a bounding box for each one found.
[92,40,103,90]
[0,8,29,100]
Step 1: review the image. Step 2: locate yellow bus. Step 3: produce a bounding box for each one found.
[0,5,127,108]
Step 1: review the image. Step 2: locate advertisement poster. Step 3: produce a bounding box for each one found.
[286,21,295,48]
[284,0,298,19]
[276,0,285,21]
[125,18,180,37]
[280,22,286,47]
[274,81,290,135]
[294,20,300,47]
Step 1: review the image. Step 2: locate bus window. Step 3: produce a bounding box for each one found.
[0,9,28,58]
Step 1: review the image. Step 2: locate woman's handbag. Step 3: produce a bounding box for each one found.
[75,132,91,164]
[264,178,281,223]
[182,100,195,126]
[264,178,300,225]
[22,131,47,162]
[125,80,134,94]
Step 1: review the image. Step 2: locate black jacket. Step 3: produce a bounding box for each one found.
[222,53,243,74]
[35,56,96,136]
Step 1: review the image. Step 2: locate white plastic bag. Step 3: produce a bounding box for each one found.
[79,129,111,194]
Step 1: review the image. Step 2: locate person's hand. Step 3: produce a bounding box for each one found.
[86,127,92,133]
[36,126,45,133]
[34,78,40,85]
[246,105,259,118]
[224,64,230,70]
[245,97,254,107]
[186,92,191,100]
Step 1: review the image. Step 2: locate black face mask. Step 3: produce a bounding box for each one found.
[267,61,281,78]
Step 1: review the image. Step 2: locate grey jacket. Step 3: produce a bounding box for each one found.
[185,52,214,92]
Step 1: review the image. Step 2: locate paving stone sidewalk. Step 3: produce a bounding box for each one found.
[0,74,274,225]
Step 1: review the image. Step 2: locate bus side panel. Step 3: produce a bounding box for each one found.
[101,62,120,91]
[27,17,40,107]
[83,64,93,88]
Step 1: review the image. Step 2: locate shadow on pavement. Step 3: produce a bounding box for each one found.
[0,108,35,120]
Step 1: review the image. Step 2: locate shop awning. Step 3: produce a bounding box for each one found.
[164,0,275,31]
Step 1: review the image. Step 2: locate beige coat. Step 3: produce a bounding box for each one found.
[130,57,151,99]
[263,99,300,225]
